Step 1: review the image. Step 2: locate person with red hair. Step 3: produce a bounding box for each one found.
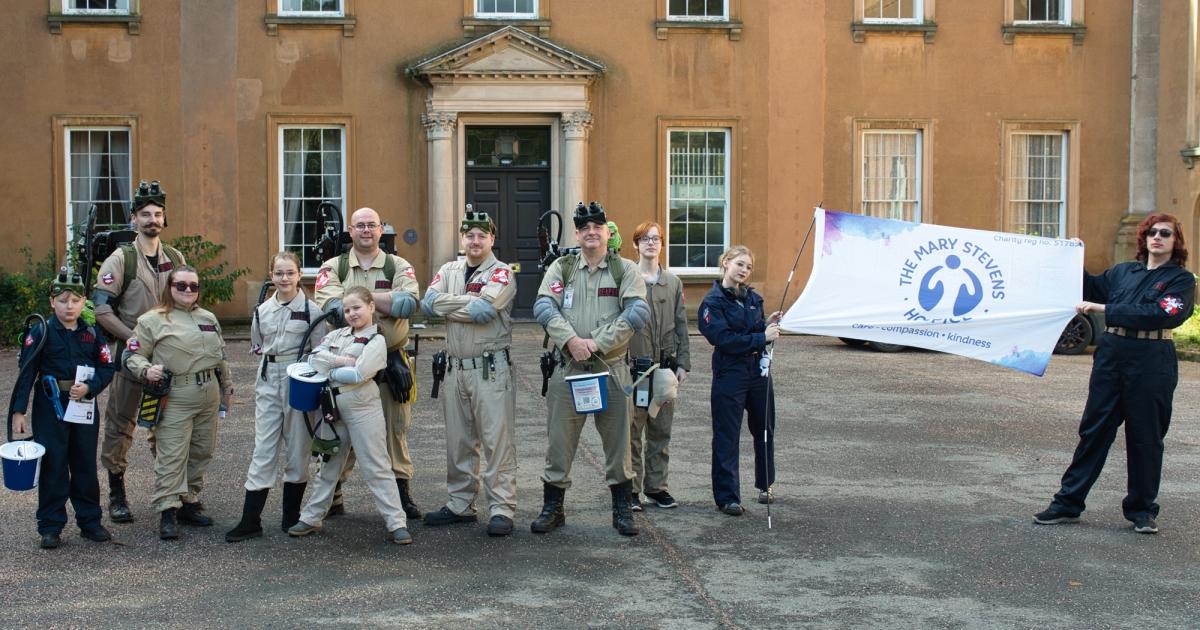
[1035,213,1195,534]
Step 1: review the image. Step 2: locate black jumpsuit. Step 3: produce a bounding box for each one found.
[1049,261,1195,522]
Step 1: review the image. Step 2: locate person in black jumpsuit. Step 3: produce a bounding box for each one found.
[10,272,117,549]
[698,246,781,516]
[1035,213,1195,534]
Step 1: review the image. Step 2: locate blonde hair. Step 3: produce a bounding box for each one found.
[718,245,754,271]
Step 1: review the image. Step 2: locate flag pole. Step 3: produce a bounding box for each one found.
[761,207,819,529]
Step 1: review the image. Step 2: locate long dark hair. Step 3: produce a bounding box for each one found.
[1135,213,1188,266]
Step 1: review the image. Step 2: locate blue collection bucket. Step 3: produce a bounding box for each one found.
[287,363,327,412]
[564,371,610,414]
[1,441,46,492]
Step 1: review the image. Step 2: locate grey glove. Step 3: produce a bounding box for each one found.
[420,288,440,318]
[533,295,560,327]
[619,298,651,331]
[390,292,417,319]
[467,298,497,323]
[330,366,365,385]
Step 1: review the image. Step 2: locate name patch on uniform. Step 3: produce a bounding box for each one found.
[99,345,113,364]
[158,262,174,272]
[598,287,620,297]
[198,324,218,332]
[1154,282,1166,291]
[353,336,371,345]
[375,280,393,290]
[466,282,485,293]
[102,272,114,285]
[290,310,310,321]
[550,280,564,295]
[1160,295,1184,315]
[127,337,140,352]
[81,331,95,344]
[315,268,331,290]
[490,268,511,286]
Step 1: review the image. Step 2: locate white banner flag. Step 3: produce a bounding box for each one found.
[780,209,1083,376]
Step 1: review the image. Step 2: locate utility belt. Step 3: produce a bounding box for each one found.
[328,381,371,398]
[1105,326,1173,341]
[172,369,218,387]
[719,349,763,360]
[448,349,511,371]
[259,352,300,379]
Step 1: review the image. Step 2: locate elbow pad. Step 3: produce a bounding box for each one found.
[391,292,417,319]
[620,298,651,331]
[330,366,365,385]
[467,299,497,323]
[533,296,560,327]
[420,288,440,318]
[92,290,115,307]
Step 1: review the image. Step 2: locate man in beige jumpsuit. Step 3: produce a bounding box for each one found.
[93,181,185,523]
[530,202,650,536]
[420,211,519,537]
[313,207,422,519]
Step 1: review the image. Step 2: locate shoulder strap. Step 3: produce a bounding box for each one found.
[606,253,625,288]
[383,255,396,284]
[121,243,137,291]
[556,254,577,288]
[337,253,350,283]
[163,245,184,270]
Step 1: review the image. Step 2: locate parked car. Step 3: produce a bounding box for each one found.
[838,311,1106,355]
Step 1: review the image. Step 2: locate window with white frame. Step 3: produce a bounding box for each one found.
[1015,0,1069,24]
[278,0,343,16]
[861,130,922,222]
[64,0,130,14]
[475,0,537,19]
[1007,132,1067,238]
[280,127,346,270]
[667,129,729,270]
[66,128,132,242]
[667,0,728,21]
[863,0,922,23]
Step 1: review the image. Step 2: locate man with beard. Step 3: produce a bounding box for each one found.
[93,180,186,524]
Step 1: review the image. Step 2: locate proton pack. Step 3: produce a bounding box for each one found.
[311,201,397,266]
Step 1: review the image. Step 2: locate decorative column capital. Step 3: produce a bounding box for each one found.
[561,111,593,139]
[421,111,457,140]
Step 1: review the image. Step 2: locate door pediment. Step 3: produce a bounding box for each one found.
[408,25,603,83]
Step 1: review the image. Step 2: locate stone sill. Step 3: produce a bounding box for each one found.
[48,14,141,35]
[264,14,356,37]
[1181,147,1200,169]
[462,18,550,38]
[654,20,743,41]
[1002,23,1086,45]
[851,22,936,43]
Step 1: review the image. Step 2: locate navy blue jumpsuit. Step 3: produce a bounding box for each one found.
[698,281,776,507]
[12,317,116,535]
[1049,261,1195,522]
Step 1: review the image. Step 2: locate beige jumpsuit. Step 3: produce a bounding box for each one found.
[424,255,518,518]
[313,253,420,480]
[627,268,691,495]
[124,306,230,513]
[244,292,326,490]
[537,255,646,488]
[297,325,407,532]
[93,237,184,474]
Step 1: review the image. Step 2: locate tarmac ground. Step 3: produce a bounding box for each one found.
[0,324,1197,629]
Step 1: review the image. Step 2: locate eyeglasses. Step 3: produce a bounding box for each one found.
[352,223,380,232]
[172,281,201,293]
[272,270,298,278]
[639,236,661,244]
[1145,228,1174,239]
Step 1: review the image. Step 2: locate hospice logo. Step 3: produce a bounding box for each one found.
[897,237,1006,323]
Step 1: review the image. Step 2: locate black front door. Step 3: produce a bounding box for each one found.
[464,127,551,318]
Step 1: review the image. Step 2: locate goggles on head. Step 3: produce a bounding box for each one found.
[573,201,607,229]
[460,209,497,236]
[50,265,86,298]
[133,180,166,212]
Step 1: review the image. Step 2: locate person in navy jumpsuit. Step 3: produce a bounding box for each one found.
[10,272,116,548]
[698,245,782,515]
[1035,213,1195,534]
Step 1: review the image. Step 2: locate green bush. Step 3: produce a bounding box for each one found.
[0,248,59,347]
[1174,306,1200,352]
[167,235,249,308]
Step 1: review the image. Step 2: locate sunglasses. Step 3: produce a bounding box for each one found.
[1145,228,1174,239]
[172,281,201,293]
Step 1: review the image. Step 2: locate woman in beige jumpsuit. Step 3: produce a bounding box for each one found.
[125,266,233,540]
[288,286,412,545]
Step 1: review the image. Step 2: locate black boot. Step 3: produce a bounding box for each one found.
[177,501,213,527]
[280,482,307,532]
[530,483,566,534]
[159,508,179,540]
[225,489,269,542]
[107,471,133,523]
[396,478,422,520]
[611,481,639,536]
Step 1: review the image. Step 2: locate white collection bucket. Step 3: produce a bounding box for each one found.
[564,371,610,414]
[1,440,46,492]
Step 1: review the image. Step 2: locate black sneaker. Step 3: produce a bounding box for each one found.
[720,503,744,516]
[422,506,478,527]
[80,525,113,542]
[1133,517,1159,534]
[645,491,678,509]
[630,493,643,512]
[486,515,514,537]
[1033,508,1080,525]
[40,532,62,549]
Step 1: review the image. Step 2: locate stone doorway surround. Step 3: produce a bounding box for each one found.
[407,25,604,271]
